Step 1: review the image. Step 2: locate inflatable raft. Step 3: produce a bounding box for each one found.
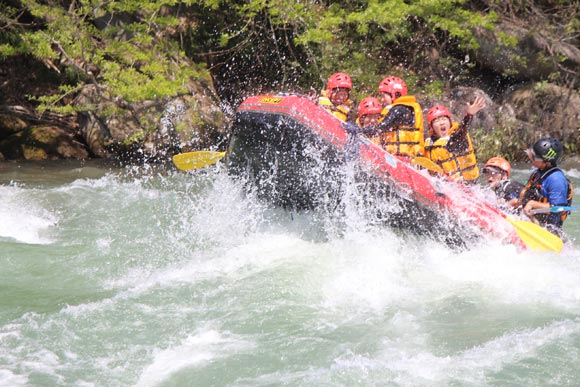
[222,93,560,252]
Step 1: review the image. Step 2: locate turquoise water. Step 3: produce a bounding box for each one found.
[1,160,580,386]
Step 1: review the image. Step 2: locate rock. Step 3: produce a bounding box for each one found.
[0,113,28,139]
[73,79,229,163]
[473,20,580,81]
[501,82,580,141]
[0,126,89,160]
[150,92,229,156]
[75,85,113,158]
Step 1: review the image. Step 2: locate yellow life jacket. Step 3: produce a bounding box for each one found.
[425,122,479,183]
[317,90,351,122]
[371,96,424,157]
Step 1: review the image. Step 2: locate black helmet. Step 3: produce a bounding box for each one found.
[528,138,563,163]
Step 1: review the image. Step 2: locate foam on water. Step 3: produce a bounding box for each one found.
[565,167,580,180]
[135,328,255,387]
[0,369,27,387]
[0,184,57,244]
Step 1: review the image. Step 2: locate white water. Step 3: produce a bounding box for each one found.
[1,161,579,386]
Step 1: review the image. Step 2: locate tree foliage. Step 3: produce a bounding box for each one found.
[1,0,577,125]
[1,0,212,116]
[191,0,502,104]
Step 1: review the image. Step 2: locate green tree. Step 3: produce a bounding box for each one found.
[0,0,213,117]
[193,0,499,103]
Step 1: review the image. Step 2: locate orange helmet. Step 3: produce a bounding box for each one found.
[427,105,452,127]
[327,72,352,92]
[358,97,382,117]
[483,157,511,177]
[378,76,408,99]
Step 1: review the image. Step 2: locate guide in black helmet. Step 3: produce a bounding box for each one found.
[520,138,573,236]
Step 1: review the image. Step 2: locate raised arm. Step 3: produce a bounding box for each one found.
[447,96,486,153]
[466,96,486,116]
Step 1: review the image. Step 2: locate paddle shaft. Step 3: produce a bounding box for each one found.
[530,205,580,214]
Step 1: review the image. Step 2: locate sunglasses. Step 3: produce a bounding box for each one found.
[483,167,504,176]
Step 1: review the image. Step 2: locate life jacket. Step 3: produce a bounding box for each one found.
[372,96,424,157]
[519,167,574,223]
[317,90,351,122]
[424,122,479,183]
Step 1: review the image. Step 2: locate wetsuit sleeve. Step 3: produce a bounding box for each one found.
[360,105,416,136]
[446,113,473,154]
[377,105,415,132]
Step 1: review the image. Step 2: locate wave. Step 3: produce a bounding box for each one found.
[0,184,57,244]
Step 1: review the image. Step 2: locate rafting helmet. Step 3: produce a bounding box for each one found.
[483,157,511,177]
[327,72,352,92]
[427,105,452,126]
[358,97,382,117]
[378,76,408,100]
[528,137,563,164]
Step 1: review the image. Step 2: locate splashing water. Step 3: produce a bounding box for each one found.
[1,160,579,386]
[0,184,57,244]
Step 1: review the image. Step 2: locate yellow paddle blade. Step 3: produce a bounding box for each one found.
[172,151,226,171]
[505,217,563,253]
[412,157,443,174]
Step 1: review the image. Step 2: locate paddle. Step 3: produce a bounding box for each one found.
[530,205,580,214]
[411,157,443,174]
[501,214,563,252]
[172,151,226,171]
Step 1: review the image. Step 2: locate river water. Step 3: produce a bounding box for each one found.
[1,159,580,386]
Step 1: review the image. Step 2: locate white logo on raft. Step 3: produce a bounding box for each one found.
[384,152,397,168]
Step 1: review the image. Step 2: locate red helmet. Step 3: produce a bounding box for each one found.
[327,72,352,91]
[483,157,511,177]
[377,76,408,99]
[358,97,382,117]
[427,105,452,126]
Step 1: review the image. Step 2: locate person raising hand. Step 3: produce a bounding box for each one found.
[424,96,486,184]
